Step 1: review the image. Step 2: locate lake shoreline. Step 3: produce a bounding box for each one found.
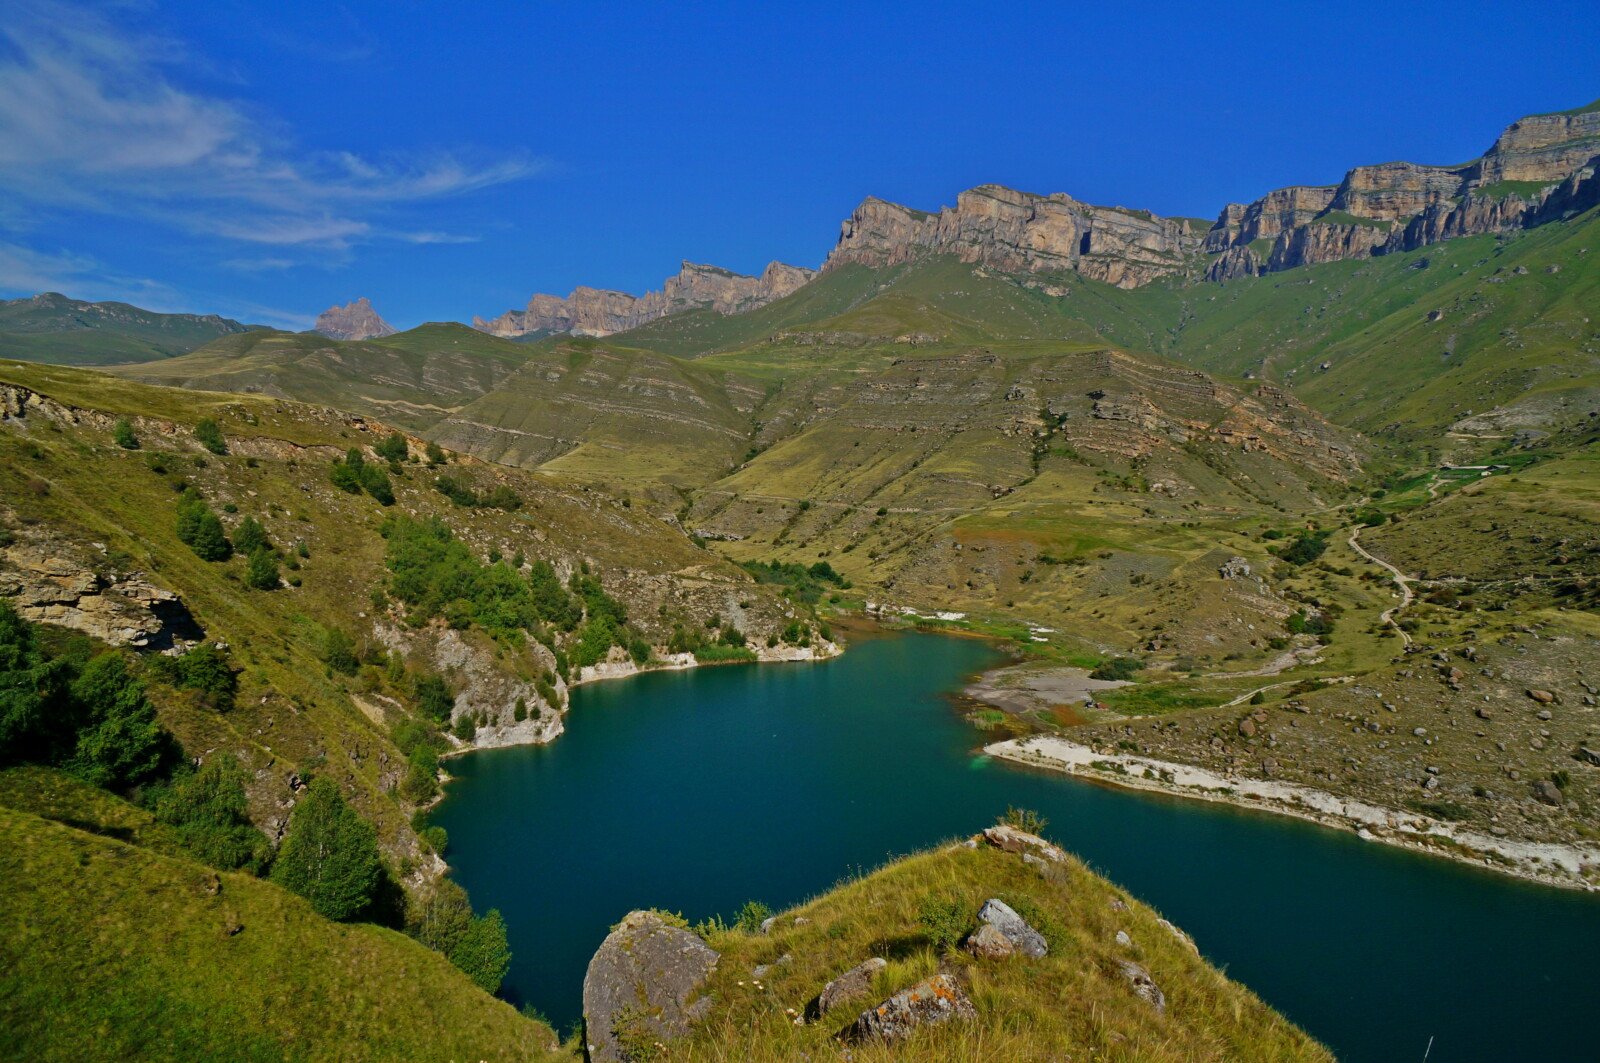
[986,734,1600,893]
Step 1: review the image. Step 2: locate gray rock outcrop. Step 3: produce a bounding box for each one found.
[1118,960,1166,1012]
[842,973,977,1043]
[974,898,1047,958]
[582,910,719,1062]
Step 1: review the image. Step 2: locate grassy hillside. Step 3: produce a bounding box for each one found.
[0,293,254,366]
[668,825,1329,1061]
[0,360,805,868]
[114,324,533,432]
[0,783,559,1062]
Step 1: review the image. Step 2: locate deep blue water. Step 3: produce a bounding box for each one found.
[431,629,1600,1061]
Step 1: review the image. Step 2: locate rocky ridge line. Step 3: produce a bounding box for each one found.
[475,259,816,338]
[314,297,396,341]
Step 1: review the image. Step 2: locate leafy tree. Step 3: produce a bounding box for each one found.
[151,754,270,872]
[451,909,512,994]
[320,628,360,675]
[234,516,271,554]
[735,900,772,933]
[359,463,395,506]
[194,417,228,455]
[246,547,280,590]
[176,643,237,712]
[424,441,447,467]
[0,600,73,765]
[270,777,381,921]
[62,653,171,790]
[112,418,139,449]
[414,673,454,723]
[330,459,362,493]
[189,510,233,561]
[1277,529,1331,566]
[571,615,617,669]
[375,432,409,464]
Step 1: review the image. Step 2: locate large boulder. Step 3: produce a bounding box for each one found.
[843,973,977,1043]
[981,824,1067,863]
[582,910,719,1062]
[1118,960,1166,1013]
[974,898,1047,958]
[816,956,886,1016]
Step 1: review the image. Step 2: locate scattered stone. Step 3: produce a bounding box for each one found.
[1526,689,1556,705]
[1536,709,1553,721]
[760,915,779,934]
[1577,747,1600,768]
[976,898,1047,958]
[1238,718,1257,738]
[1530,780,1564,807]
[842,974,976,1043]
[963,924,1015,959]
[817,957,887,1015]
[1476,706,1493,720]
[583,910,720,1062]
[1117,960,1166,1013]
[752,955,790,978]
[1115,930,1132,947]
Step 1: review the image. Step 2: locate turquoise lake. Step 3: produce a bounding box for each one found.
[431,629,1600,1061]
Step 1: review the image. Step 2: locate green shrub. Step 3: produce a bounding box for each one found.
[916,896,970,952]
[359,463,395,506]
[112,418,139,449]
[194,418,228,455]
[735,900,772,933]
[175,489,232,561]
[424,441,447,466]
[414,673,454,723]
[320,628,360,676]
[1277,529,1331,565]
[375,432,409,464]
[270,777,381,921]
[174,643,238,712]
[1088,657,1143,682]
[1002,806,1049,834]
[245,548,280,591]
[234,516,271,554]
[150,754,271,872]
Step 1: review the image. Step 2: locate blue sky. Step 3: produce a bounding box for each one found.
[1,1,1596,330]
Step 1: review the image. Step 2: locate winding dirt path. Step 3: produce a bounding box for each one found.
[1348,525,1413,646]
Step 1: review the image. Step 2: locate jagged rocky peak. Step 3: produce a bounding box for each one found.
[474,259,816,339]
[314,297,396,341]
[825,184,1205,289]
[1204,99,1600,280]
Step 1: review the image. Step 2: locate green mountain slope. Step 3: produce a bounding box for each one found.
[0,787,559,1062]
[113,323,533,432]
[0,292,255,366]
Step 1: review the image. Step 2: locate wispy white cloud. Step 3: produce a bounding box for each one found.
[0,1,542,254]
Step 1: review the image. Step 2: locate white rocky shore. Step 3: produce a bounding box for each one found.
[987,734,1600,892]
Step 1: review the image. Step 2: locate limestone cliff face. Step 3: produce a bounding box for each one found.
[474,259,815,338]
[1205,101,1600,279]
[825,185,1203,289]
[313,297,396,341]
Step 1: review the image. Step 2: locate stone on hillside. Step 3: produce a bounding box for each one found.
[582,911,719,1062]
[1157,916,1200,954]
[1526,689,1556,704]
[1118,960,1167,1013]
[842,973,976,1043]
[982,824,1067,863]
[1115,930,1133,947]
[975,898,1047,958]
[963,923,1015,959]
[1577,747,1600,768]
[816,956,886,1016]
[1530,779,1564,806]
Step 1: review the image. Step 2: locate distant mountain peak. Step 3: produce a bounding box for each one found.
[314,297,396,341]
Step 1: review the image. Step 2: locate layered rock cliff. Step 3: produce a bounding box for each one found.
[474,259,815,338]
[823,185,1205,288]
[1205,100,1600,279]
[313,297,396,341]
[818,100,1599,291]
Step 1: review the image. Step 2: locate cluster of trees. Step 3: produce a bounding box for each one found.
[433,475,520,511]
[0,601,175,790]
[176,488,232,561]
[330,448,395,505]
[1269,527,1332,566]
[742,559,850,605]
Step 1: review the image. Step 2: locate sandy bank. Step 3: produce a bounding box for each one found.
[986,734,1600,892]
